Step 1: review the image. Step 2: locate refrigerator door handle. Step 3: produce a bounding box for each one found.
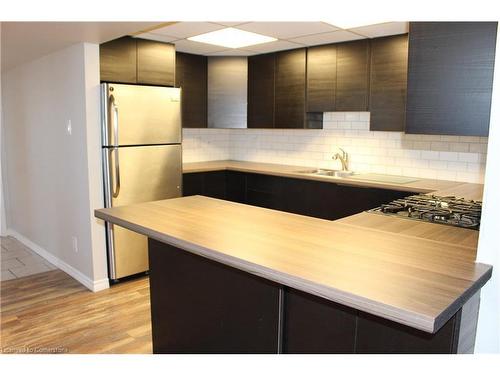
[109,94,121,198]
[109,94,119,146]
[111,147,121,198]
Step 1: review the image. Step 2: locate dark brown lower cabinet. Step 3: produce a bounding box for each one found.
[183,171,411,220]
[148,239,281,354]
[148,240,463,354]
[182,171,226,199]
[283,288,356,353]
[356,311,460,354]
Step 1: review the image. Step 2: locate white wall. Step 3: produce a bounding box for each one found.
[82,44,108,289]
[1,22,7,236]
[475,30,500,354]
[183,115,488,183]
[1,42,107,291]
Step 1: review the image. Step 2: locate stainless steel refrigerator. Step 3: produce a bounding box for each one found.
[101,83,182,281]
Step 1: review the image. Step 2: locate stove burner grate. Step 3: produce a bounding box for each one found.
[369,194,482,230]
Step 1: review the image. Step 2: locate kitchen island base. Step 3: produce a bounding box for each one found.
[148,238,281,353]
[148,239,468,354]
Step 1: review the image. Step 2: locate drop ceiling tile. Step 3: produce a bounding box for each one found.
[235,22,339,39]
[349,22,409,38]
[243,40,305,53]
[150,22,225,38]
[213,22,248,27]
[207,49,258,56]
[289,30,365,46]
[173,39,227,55]
[134,32,178,43]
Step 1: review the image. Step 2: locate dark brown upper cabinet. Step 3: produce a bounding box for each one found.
[336,39,370,111]
[137,39,175,86]
[406,22,497,136]
[176,52,208,128]
[369,34,409,132]
[248,53,275,128]
[306,44,337,112]
[100,37,137,84]
[274,48,307,128]
[100,37,175,87]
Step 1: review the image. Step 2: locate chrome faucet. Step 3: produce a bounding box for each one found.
[333,148,349,171]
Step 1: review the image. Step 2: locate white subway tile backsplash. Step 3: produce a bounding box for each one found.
[450,142,470,152]
[469,143,488,153]
[439,151,459,161]
[458,152,480,163]
[431,141,450,151]
[413,141,431,150]
[421,150,440,160]
[447,161,468,171]
[182,112,487,184]
[358,112,371,121]
[330,112,346,121]
[345,112,360,121]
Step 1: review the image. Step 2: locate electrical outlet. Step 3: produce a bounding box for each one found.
[72,236,78,253]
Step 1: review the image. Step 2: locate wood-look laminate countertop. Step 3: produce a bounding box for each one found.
[183,160,484,200]
[95,195,492,334]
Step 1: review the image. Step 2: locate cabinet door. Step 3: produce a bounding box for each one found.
[225,171,247,203]
[306,44,337,112]
[406,22,497,136]
[137,39,175,86]
[337,185,410,217]
[283,288,357,354]
[356,311,460,354]
[176,52,207,128]
[182,173,204,197]
[336,39,370,111]
[100,36,137,84]
[248,53,275,128]
[304,180,341,220]
[245,173,284,210]
[203,171,226,199]
[149,239,281,353]
[369,34,408,131]
[275,49,306,128]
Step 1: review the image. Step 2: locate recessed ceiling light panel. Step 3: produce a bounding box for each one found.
[188,27,277,49]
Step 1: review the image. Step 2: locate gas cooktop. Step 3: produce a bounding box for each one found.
[368,194,482,230]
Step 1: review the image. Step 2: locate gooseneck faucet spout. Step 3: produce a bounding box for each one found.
[333,148,349,171]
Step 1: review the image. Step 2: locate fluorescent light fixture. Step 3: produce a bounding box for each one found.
[188,27,277,49]
[324,21,389,30]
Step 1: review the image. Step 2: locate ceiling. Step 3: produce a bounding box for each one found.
[0,21,409,71]
[1,22,162,71]
[137,21,409,55]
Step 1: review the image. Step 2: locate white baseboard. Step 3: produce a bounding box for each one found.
[5,229,109,292]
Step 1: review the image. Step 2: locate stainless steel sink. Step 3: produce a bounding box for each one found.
[296,169,418,184]
[296,169,354,178]
[296,168,337,176]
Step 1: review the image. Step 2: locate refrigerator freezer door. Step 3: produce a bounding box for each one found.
[102,83,181,147]
[105,144,182,279]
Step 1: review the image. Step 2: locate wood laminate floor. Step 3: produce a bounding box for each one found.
[0,270,152,354]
